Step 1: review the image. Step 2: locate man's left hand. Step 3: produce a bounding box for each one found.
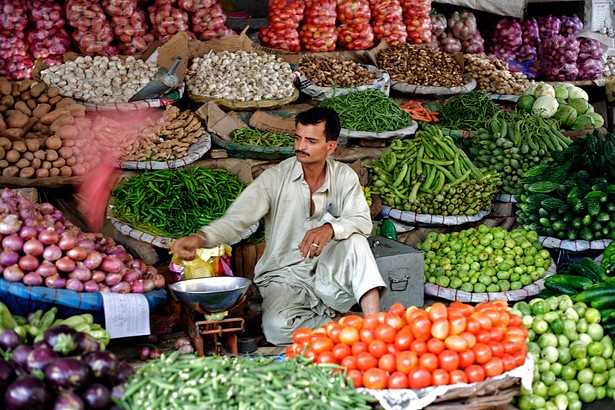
[299,224,334,259]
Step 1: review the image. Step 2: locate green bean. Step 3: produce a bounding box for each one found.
[319,88,413,133]
[231,127,294,147]
[438,90,500,131]
[112,166,246,239]
[117,353,378,410]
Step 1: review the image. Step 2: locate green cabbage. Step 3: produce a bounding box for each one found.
[554,105,577,129]
[534,83,556,98]
[517,95,535,113]
[566,85,589,101]
[554,83,569,100]
[571,114,594,130]
[568,98,590,115]
[587,112,604,128]
[532,95,559,118]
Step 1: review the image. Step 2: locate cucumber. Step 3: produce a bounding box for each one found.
[591,295,615,310]
[544,281,578,296]
[545,274,593,290]
[566,263,603,284]
[573,286,615,303]
[600,308,615,323]
[579,257,607,281]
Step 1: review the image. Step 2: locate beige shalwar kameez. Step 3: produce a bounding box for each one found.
[200,157,386,345]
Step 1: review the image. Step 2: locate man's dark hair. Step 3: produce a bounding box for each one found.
[295,107,341,142]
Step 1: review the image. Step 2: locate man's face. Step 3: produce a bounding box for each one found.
[293,122,336,165]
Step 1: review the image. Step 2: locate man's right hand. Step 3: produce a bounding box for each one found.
[171,233,206,261]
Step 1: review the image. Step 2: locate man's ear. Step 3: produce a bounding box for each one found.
[327,140,337,154]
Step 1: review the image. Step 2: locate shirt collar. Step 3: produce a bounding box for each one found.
[290,158,332,193]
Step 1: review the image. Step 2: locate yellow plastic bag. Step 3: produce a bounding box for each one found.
[171,244,232,280]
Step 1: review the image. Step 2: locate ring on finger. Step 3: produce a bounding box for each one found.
[311,243,319,248]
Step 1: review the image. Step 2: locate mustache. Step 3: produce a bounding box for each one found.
[295,151,309,156]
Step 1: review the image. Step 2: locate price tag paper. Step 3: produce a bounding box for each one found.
[100,292,150,338]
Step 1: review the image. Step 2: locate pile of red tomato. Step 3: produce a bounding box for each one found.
[336,0,374,50]
[258,0,304,52]
[286,300,528,390]
[299,0,338,52]
[400,0,432,44]
[369,0,408,45]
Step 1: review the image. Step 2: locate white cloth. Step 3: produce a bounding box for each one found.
[202,157,386,344]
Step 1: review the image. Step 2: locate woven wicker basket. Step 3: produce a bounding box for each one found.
[425,376,520,410]
[211,133,294,161]
[187,88,299,110]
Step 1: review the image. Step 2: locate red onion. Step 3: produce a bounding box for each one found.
[38,202,54,215]
[45,274,66,289]
[105,272,123,287]
[23,272,43,287]
[101,256,123,273]
[66,278,84,292]
[146,266,157,275]
[91,270,106,283]
[51,210,63,221]
[111,282,130,293]
[122,270,141,284]
[66,246,87,261]
[0,249,20,266]
[130,280,145,293]
[131,259,147,274]
[84,280,99,293]
[537,15,561,43]
[55,256,76,273]
[58,233,78,251]
[540,34,580,80]
[77,240,95,251]
[19,255,40,272]
[99,285,111,292]
[3,264,24,282]
[521,17,540,48]
[36,261,57,278]
[42,244,62,262]
[38,228,59,245]
[153,274,166,290]
[2,234,24,251]
[0,215,22,235]
[560,15,583,36]
[83,251,103,270]
[142,279,155,293]
[68,264,92,282]
[19,226,38,240]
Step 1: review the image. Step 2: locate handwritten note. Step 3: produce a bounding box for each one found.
[100,292,150,339]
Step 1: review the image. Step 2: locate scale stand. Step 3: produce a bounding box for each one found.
[181,295,247,356]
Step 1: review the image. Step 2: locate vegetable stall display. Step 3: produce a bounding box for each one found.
[368,126,500,215]
[230,128,294,148]
[515,130,615,242]
[465,110,573,196]
[510,296,615,409]
[0,189,164,294]
[437,91,500,132]
[296,57,376,88]
[286,301,528,390]
[0,318,132,410]
[111,166,245,239]
[417,226,552,294]
[463,54,528,95]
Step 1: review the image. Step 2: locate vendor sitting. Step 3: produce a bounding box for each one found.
[171,107,386,345]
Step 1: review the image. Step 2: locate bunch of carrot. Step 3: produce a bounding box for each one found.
[399,100,439,123]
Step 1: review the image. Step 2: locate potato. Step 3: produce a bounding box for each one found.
[66,104,85,117]
[11,140,27,153]
[45,135,62,150]
[5,149,20,163]
[33,150,45,160]
[58,146,73,158]
[6,111,29,129]
[23,117,38,132]
[0,146,4,160]
[0,105,7,114]
[65,156,76,166]
[0,128,25,139]
[2,166,19,177]
[25,138,40,152]
[47,86,60,98]
[0,160,8,168]
[15,158,30,168]
[31,158,41,169]
[32,103,51,119]
[18,80,33,93]
[59,166,72,177]
[26,99,37,110]
[71,164,86,176]
[48,167,60,177]
[14,101,31,116]
[0,95,14,107]
[40,109,70,125]
[20,91,31,101]
[41,160,51,169]
[0,78,11,95]
[0,117,5,133]
[62,138,75,147]
[55,125,78,139]
[73,117,91,128]
[38,94,49,103]
[48,95,62,106]
[11,83,20,97]
[0,137,11,150]
[52,157,65,168]
[45,149,59,161]
[29,82,46,98]
[18,167,35,178]
[22,151,33,161]
[55,98,76,109]
[35,168,49,178]
[50,115,74,132]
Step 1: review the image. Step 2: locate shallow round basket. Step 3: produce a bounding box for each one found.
[382,205,491,227]
[83,85,184,111]
[187,88,299,111]
[169,276,251,313]
[391,74,476,96]
[211,133,294,161]
[538,236,612,252]
[424,261,557,302]
[0,277,167,323]
[110,219,259,249]
[118,131,212,170]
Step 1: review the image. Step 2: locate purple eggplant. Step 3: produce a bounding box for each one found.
[44,357,90,392]
[10,345,33,371]
[26,345,57,373]
[43,325,78,356]
[4,374,50,410]
[75,333,100,355]
[0,329,21,351]
[0,358,16,393]
[53,392,85,410]
[110,382,125,402]
[81,383,110,410]
[114,361,135,384]
[84,351,118,385]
